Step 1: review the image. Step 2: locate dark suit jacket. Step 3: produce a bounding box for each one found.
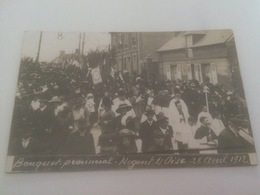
[32,106,55,143]
[218,128,255,153]
[66,131,95,155]
[113,114,125,132]
[139,120,157,152]
[9,137,49,155]
[195,125,217,141]
[154,125,174,150]
[116,139,137,154]
[147,144,170,153]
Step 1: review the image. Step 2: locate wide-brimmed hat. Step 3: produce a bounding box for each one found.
[116,103,132,114]
[119,129,136,138]
[48,96,62,103]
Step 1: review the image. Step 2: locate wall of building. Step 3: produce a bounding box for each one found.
[193,44,227,59]
[111,32,138,73]
[111,32,176,75]
[139,32,176,62]
[160,49,187,62]
[159,57,233,89]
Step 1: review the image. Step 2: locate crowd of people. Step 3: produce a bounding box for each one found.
[8,58,255,156]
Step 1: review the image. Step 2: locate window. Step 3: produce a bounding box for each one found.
[113,36,116,46]
[132,32,137,49]
[187,48,193,58]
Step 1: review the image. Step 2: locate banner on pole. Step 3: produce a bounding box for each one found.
[91,67,102,84]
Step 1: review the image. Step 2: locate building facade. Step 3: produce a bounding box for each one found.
[110,32,175,79]
[157,30,236,89]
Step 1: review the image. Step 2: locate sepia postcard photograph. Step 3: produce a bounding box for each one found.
[6,30,257,172]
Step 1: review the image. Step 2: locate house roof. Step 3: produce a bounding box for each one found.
[157,29,233,52]
[191,29,233,47]
[157,33,187,52]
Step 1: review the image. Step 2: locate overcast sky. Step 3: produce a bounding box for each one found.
[21,32,111,62]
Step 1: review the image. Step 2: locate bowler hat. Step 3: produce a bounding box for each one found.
[116,103,132,114]
[144,109,155,116]
[156,112,168,123]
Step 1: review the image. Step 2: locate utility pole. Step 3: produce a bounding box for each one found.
[78,33,81,54]
[35,31,43,64]
[82,32,85,55]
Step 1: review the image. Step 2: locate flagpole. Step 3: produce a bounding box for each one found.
[203,86,209,112]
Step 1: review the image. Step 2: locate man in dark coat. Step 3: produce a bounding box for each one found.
[218,118,255,153]
[139,109,157,152]
[48,96,69,154]
[182,82,201,119]
[66,119,95,155]
[9,129,49,156]
[32,96,55,144]
[195,116,217,143]
[154,112,174,150]
[9,108,49,155]
[147,130,171,153]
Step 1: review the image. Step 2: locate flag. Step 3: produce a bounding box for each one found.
[91,67,102,84]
